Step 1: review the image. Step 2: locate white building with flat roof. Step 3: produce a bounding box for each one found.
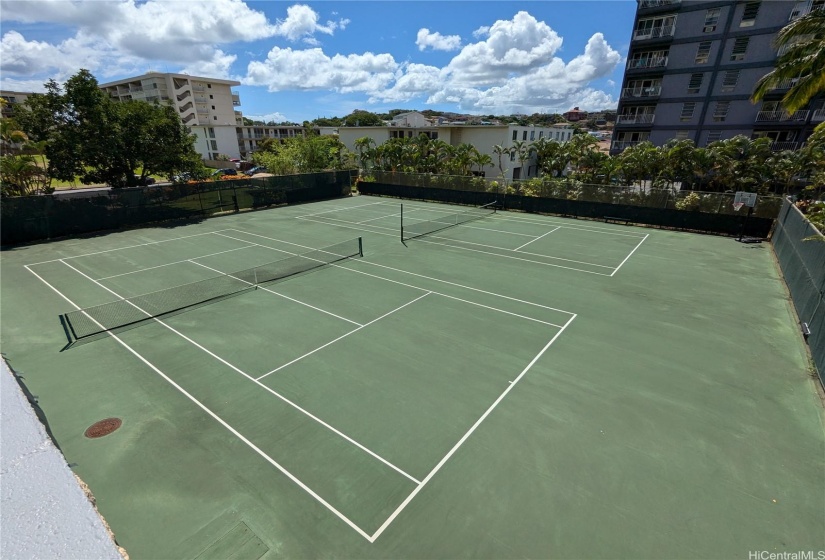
[100,72,244,161]
[337,124,573,180]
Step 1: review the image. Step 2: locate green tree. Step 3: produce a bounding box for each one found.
[342,110,384,127]
[752,9,825,112]
[16,69,201,188]
[354,136,376,170]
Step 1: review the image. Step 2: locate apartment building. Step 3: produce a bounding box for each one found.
[100,72,244,160]
[0,91,34,119]
[612,0,825,154]
[337,123,573,180]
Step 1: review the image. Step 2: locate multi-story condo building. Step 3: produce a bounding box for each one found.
[100,73,244,161]
[337,117,573,180]
[612,0,825,154]
[0,91,34,119]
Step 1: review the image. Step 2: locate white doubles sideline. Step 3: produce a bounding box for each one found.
[24,223,576,542]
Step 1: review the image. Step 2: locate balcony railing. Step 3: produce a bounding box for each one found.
[771,141,798,151]
[621,85,662,98]
[627,56,668,70]
[772,78,799,90]
[755,110,810,122]
[617,114,656,125]
[192,85,206,92]
[611,140,647,151]
[790,2,824,20]
[232,93,241,106]
[639,0,681,8]
[812,109,825,121]
[633,25,676,40]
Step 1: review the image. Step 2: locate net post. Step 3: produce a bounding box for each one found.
[358,237,363,257]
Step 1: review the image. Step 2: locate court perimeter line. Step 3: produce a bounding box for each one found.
[610,233,649,277]
[97,244,257,280]
[188,260,363,327]
[291,217,614,275]
[514,227,561,251]
[226,229,576,318]
[23,264,374,542]
[56,259,420,486]
[294,200,387,219]
[257,292,431,380]
[25,230,232,267]
[368,312,577,543]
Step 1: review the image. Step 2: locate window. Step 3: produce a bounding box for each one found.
[510,151,516,161]
[674,130,690,140]
[681,102,696,121]
[695,41,712,64]
[730,37,749,61]
[539,131,544,138]
[522,131,528,140]
[210,140,218,150]
[210,94,213,99]
[721,70,740,92]
[687,73,704,94]
[704,8,721,32]
[207,84,212,88]
[706,131,722,145]
[713,101,730,121]
[211,105,215,110]
[208,127,215,138]
[530,130,535,141]
[512,130,518,141]
[555,131,560,140]
[741,2,760,26]
[213,116,218,120]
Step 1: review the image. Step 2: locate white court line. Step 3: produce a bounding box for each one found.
[257,292,431,380]
[227,229,576,318]
[25,230,230,266]
[188,260,363,327]
[489,214,648,238]
[368,312,577,542]
[57,259,420,486]
[514,227,561,251]
[24,264,375,541]
[97,244,257,280]
[610,233,649,277]
[294,216,614,274]
[295,200,386,219]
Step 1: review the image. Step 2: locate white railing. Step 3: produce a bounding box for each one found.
[790,2,824,20]
[756,110,810,122]
[771,141,798,151]
[617,114,656,124]
[639,0,681,8]
[812,109,825,121]
[192,85,206,92]
[627,56,668,70]
[772,78,799,90]
[611,141,646,151]
[621,85,662,98]
[633,25,676,40]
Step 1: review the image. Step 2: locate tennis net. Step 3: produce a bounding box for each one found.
[401,201,497,241]
[62,237,363,341]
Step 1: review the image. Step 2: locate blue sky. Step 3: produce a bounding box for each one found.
[0,1,636,123]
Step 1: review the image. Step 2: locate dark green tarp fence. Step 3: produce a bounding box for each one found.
[772,198,825,385]
[357,181,775,238]
[1,170,356,245]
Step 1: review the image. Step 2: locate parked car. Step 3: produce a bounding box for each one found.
[245,166,268,176]
[211,168,238,178]
[134,175,156,186]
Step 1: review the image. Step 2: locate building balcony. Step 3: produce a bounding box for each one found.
[790,2,823,20]
[130,86,143,93]
[755,110,810,122]
[617,114,656,125]
[621,85,662,98]
[192,85,206,92]
[196,108,209,115]
[639,0,681,8]
[633,25,675,41]
[627,57,668,70]
[194,96,208,103]
[812,109,825,122]
[611,141,644,151]
[771,141,798,151]
[771,78,799,90]
[232,93,240,106]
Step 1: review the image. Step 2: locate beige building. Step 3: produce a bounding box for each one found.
[337,123,573,180]
[0,91,34,119]
[100,72,244,161]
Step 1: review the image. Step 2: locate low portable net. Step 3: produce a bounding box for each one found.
[401,201,497,241]
[62,237,363,341]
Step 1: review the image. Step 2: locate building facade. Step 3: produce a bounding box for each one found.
[0,91,33,120]
[337,124,573,180]
[612,0,825,154]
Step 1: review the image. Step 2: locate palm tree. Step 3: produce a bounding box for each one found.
[752,9,825,113]
[353,136,375,170]
[492,144,511,181]
[471,152,493,176]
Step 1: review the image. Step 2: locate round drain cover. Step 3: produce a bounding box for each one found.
[84,418,122,438]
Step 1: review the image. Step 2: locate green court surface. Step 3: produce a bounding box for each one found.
[1,195,823,559]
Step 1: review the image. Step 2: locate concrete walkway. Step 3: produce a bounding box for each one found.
[1,359,123,560]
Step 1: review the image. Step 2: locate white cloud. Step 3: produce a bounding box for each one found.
[273,4,347,42]
[246,112,289,123]
[245,47,397,94]
[369,63,444,103]
[416,29,461,52]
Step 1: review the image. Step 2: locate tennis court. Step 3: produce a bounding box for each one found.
[1,195,823,559]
